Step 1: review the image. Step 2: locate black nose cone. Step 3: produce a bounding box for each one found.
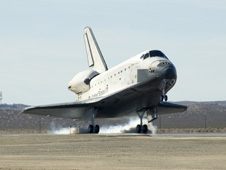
[164,66,177,79]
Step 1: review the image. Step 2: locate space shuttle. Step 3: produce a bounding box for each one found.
[23,27,187,134]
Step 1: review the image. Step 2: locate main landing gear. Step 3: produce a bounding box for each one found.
[88,125,100,133]
[87,110,100,133]
[136,107,158,134]
[136,124,148,133]
[136,110,148,133]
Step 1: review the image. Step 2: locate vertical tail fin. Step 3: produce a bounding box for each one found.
[84,27,108,73]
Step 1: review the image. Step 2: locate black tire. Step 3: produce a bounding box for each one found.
[136,125,141,133]
[142,124,148,133]
[165,95,168,101]
[94,125,100,133]
[88,125,94,133]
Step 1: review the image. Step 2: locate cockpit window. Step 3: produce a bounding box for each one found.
[140,53,149,59]
[149,50,166,58]
[143,53,149,59]
[140,50,168,59]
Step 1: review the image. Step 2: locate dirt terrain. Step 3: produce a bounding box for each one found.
[0,134,226,170]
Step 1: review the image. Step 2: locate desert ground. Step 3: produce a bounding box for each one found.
[0,133,226,170]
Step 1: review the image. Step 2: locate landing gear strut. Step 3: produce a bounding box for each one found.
[136,110,148,133]
[87,109,100,134]
[161,88,168,101]
[147,107,158,123]
[135,107,158,134]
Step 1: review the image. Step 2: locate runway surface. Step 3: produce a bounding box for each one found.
[0,133,226,170]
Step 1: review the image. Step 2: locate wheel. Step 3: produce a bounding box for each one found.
[88,125,94,133]
[94,125,100,133]
[142,124,148,133]
[165,95,168,101]
[136,125,141,133]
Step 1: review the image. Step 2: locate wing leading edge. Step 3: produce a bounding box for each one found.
[22,101,94,119]
[157,102,187,115]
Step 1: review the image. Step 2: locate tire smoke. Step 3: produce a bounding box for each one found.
[48,119,158,135]
[48,122,79,135]
[148,122,158,135]
[99,118,158,134]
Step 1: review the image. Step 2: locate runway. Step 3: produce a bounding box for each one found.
[0,133,226,170]
[101,132,226,137]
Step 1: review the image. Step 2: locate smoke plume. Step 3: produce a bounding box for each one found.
[48,122,79,135]
[48,119,158,135]
[100,118,158,134]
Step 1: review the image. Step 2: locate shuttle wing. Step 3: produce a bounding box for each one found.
[22,100,186,120]
[22,101,98,120]
[22,83,187,120]
[157,102,187,114]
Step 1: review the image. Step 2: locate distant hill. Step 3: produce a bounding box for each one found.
[0,104,28,110]
[0,101,226,133]
[0,104,79,133]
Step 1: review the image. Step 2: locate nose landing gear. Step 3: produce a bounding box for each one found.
[161,94,168,101]
[161,88,168,101]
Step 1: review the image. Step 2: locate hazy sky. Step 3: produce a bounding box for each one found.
[0,0,226,105]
